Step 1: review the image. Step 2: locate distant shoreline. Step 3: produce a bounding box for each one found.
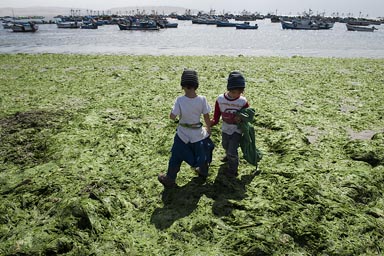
[0,6,382,19]
[0,6,192,19]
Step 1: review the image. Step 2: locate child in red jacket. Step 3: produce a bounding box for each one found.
[210,71,249,177]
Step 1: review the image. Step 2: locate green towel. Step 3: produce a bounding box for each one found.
[236,108,262,166]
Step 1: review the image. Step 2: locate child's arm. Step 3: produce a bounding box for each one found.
[203,113,211,134]
[210,100,221,126]
[170,97,180,121]
[170,112,177,120]
[242,101,250,109]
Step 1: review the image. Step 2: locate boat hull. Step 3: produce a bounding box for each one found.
[165,23,178,28]
[346,23,377,32]
[81,24,98,29]
[216,21,238,27]
[57,22,81,29]
[118,23,159,31]
[192,18,217,25]
[281,20,319,30]
[11,23,38,32]
[236,23,258,30]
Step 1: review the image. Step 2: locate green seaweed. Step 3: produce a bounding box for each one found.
[0,54,384,255]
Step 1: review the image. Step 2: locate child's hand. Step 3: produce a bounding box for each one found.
[234,116,242,123]
[206,126,211,135]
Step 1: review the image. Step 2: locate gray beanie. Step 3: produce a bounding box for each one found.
[227,71,245,90]
[181,69,199,88]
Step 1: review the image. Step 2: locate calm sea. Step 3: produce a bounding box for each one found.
[1,19,383,58]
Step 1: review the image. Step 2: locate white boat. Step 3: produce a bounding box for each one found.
[11,22,38,32]
[57,21,81,29]
[346,23,378,32]
[281,19,319,30]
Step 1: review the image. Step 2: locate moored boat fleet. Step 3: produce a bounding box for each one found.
[1,11,383,32]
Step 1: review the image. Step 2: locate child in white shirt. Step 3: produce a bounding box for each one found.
[158,69,214,188]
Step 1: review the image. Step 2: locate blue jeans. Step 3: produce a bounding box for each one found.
[222,132,241,174]
[167,135,215,180]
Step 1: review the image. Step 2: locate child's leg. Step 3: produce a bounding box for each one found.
[222,132,241,176]
[165,134,198,177]
[159,135,187,188]
[193,137,215,177]
[222,132,229,154]
[166,157,181,180]
[158,150,181,188]
[166,135,188,180]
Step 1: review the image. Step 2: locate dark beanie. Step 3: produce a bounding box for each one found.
[181,69,199,88]
[227,71,245,90]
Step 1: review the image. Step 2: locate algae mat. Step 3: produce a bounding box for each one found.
[1,54,384,255]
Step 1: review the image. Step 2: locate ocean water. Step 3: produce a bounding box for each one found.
[1,19,383,58]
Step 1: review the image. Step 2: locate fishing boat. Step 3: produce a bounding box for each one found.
[11,22,38,32]
[216,20,238,27]
[192,16,218,25]
[2,21,13,29]
[236,22,258,30]
[346,23,378,32]
[118,20,159,31]
[345,20,371,26]
[156,19,178,28]
[176,15,192,20]
[164,22,178,28]
[57,21,81,28]
[317,20,335,29]
[270,16,281,23]
[81,22,98,29]
[280,19,319,30]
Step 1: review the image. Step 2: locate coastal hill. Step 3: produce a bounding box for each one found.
[0,6,195,18]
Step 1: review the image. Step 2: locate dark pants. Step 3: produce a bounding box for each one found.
[222,132,241,174]
[167,134,214,181]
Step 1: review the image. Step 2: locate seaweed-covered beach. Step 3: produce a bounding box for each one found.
[1,54,383,255]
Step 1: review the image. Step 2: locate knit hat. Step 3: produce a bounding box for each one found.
[227,71,245,90]
[181,69,199,88]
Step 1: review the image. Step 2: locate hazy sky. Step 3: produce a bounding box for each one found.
[1,0,383,17]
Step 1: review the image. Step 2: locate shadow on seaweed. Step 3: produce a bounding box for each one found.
[150,176,208,230]
[151,165,260,230]
[208,165,260,217]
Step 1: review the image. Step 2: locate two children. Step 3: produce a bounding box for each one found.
[158,70,250,188]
